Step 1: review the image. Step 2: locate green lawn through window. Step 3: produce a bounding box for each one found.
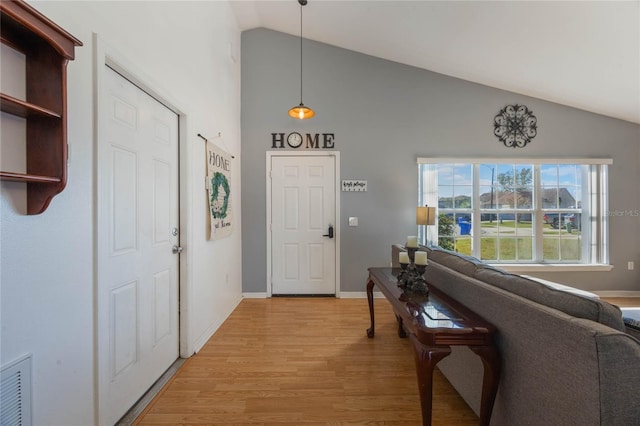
[440,221,582,261]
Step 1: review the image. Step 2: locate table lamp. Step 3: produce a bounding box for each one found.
[416,205,436,226]
[416,205,436,246]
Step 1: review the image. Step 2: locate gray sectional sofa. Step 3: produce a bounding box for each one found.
[391,244,640,425]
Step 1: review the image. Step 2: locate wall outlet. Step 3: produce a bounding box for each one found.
[628,261,635,271]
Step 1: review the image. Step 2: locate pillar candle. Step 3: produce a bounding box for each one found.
[414,251,428,265]
[406,236,418,248]
[399,252,410,264]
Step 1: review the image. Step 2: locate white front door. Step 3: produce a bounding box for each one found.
[270,155,337,295]
[97,66,180,425]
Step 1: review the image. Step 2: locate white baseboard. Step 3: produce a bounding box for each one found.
[192,295,243,353]
[338,291,385,299]
[241,292,386,299]
[592,290,640,297]
[243,290,640,298]
[242,292,268,298]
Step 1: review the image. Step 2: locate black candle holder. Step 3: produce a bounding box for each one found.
[411,263,429,294]
[397,248,429,295]
[397,261,411,289]
[406,246,418,263]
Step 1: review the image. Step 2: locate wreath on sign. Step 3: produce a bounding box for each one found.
[210,172,230,219]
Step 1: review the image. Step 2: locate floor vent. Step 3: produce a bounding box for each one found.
[1,354,32,426]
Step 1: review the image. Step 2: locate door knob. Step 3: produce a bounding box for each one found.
[322,225,334,239]
[172,245,183,254]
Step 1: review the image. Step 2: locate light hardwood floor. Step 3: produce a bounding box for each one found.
[601,297,640,308]
[133,297,478,425]
[133,296,640,425]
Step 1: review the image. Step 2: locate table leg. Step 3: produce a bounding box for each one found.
[409,333,452,426]
[470,345,500,426]
[395,314,408,338]
[366,278,375,338]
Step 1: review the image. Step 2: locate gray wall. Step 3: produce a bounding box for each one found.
[241,28,640,293]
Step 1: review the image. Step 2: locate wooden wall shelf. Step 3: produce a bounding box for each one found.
[1,93,62,118]
[0,171,62,183]
[0,0,82,214]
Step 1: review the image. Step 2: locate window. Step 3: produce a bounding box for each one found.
[418,158,610,267]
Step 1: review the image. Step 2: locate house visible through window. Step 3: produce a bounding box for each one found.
[418,158,610,266]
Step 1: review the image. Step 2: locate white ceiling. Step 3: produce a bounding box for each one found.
[231,0,640,125]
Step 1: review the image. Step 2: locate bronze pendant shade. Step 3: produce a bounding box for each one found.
[288,0,315,119]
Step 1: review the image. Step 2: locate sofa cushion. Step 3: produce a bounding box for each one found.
[520,275,600,300]
[475,267,625,331]
[427,246,484,277]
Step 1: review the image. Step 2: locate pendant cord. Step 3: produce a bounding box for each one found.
[299,3,303,105]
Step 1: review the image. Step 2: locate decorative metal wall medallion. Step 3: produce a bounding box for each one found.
[493,104,537,148]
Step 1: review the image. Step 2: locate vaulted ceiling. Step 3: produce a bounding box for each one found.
[231,1,640,125]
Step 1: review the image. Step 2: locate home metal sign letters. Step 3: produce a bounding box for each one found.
[271,132,335,149]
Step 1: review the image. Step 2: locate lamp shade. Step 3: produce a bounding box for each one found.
[288,0,315,119]
[416,206,436,225]
[288,103,315,119]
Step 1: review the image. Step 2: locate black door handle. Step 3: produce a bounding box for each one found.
[323,225,334,239]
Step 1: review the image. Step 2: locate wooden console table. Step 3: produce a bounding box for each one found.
[366,267,500,426]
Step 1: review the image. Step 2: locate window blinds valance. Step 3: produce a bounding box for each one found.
[416,157,613,165]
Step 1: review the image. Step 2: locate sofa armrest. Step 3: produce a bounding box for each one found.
[587,322,640,424]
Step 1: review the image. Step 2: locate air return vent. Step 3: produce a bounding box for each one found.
[1,354,32,426]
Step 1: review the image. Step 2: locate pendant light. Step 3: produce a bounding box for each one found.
[288,0,315,119]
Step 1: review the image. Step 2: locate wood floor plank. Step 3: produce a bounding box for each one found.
[130,295,637,425]
[132,298,478,425]
[603,297,640,308]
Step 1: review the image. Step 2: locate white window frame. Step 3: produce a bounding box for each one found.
[417,157,612,272]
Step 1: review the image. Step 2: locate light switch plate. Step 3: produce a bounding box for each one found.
[349,217,358,227]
